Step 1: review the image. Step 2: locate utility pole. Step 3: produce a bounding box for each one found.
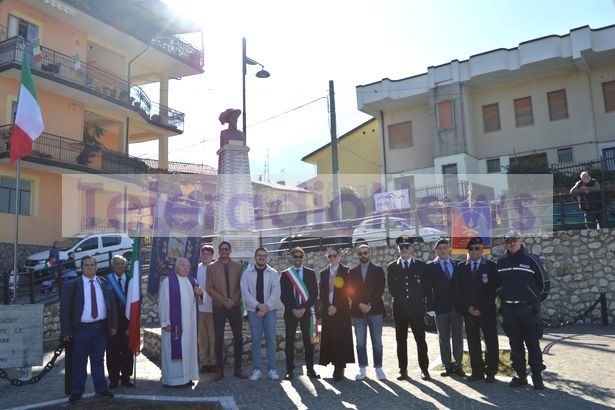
[329,80,342,220]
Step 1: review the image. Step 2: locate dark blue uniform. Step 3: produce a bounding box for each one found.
[497,245,550,381]
[454,257,499,379]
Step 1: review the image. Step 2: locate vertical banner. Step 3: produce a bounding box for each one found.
[451,201,492,255]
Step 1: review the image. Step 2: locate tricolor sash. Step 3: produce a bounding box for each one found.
[284,267,319,344]
[107,274,126,305]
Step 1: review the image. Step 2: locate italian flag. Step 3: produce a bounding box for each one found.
[9,52,44,164]
[125,235,141,355]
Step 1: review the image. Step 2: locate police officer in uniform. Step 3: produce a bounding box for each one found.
[453,237,499,383]
[386,235,433,381]
[496,230,550,390]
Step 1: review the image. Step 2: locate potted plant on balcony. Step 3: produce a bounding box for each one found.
[77,124,105,165]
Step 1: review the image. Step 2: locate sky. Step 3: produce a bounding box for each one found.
[130,0,615,186]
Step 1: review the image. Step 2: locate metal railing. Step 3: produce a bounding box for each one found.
[0,36,185,131]
[151,34,204,71]
[0,124,151,174]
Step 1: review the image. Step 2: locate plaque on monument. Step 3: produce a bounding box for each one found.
[0,305,44,368]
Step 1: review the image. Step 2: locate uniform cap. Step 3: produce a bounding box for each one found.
[466,237,484,249]
[396,235,414,245]
[503,230,521,240]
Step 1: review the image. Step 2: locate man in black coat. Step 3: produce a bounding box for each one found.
[387,235,433,381]
[60,255,118,404]
[105,255,134,388]
[453,237,499,383]
[427,239,464,377]
[347,244,386,381]
[280,247,320,380]
[570,171,605,229]
[318,246,354,381]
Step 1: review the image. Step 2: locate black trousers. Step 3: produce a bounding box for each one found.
[394,309,429,373]
[464,312,499,377]
[106,331,134,382]
[501,303,544,376]
[284,311,314,372]
[213,306,243,370]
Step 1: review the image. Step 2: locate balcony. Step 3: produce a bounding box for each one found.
[0,36,185,132]
[0,124,150,174]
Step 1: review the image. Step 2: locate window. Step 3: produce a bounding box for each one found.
[7,15,39,42]
[102,235,121,247]
[0,176,31,215]
[437,100,454,129]
[603,147,615,172]
[388,121,412,149]
[547,89,568,121]
[487,158,501,173]
[557,147,573,163]
[603,81,615,112]
[482,103,500,132]
[514,97,533,127]
[78,237,98,251]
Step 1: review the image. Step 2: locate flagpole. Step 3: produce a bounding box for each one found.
[12,159,21,304]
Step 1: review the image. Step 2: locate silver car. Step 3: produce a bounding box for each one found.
[352,216,446,246]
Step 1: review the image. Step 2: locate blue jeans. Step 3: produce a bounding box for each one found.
[248,310,277,372]
[71,321,108,395]
[352,314,383,368]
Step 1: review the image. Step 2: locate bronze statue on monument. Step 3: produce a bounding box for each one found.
[219,108,245,147]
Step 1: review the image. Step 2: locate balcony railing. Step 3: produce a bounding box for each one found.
[0,36,185,132]
[0,124,150,174]
[151,34,204,72]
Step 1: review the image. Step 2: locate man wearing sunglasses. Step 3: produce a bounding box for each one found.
[387,235,432,381]
[347,244,386,381]
[453,237,499,383]
[280,247,320,380]
[427,239,464,378]
[497,230,550,390]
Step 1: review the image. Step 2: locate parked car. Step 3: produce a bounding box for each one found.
[352,216,446,246]
[278,224,353,253]
[24,232,134,274]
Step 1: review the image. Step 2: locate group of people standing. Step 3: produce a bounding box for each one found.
[160,230,550,391]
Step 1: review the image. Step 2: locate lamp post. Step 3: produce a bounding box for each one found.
[242,37,270,140]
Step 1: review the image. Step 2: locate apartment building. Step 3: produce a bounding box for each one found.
[0,0,204,246]
[356,24,615,195]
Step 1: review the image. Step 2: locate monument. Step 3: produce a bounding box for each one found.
[215,108,258,258]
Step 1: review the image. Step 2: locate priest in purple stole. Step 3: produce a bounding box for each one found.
[159,257,201,386]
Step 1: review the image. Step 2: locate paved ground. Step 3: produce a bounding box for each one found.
[1,324,614,409]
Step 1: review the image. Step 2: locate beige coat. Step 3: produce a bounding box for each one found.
[205,259,243,308]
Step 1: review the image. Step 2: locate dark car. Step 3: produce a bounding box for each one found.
[278,224,353,253]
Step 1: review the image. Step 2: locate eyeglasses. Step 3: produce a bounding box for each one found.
[468,246,482,251]
[255,253,268,258]
[399,244,411,249]
[358,252,370,256]
[83,263,96,267]
[292,254,303,259]
[327,254,338,259]
[505,238,520,244]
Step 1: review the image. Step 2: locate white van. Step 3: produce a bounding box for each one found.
[24,232,133,273]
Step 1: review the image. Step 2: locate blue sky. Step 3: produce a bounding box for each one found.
[130,0,615,185]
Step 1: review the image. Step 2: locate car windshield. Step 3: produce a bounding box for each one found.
[57,238,81,251]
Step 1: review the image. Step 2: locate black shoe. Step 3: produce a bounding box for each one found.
[307,369,320,379]
[333,367,345,381]
[69,394,81,404]
[485,375,496,383]
[532,374,545,390]
[121,379,135,387]
[397,371,408,381]
[108,379,119,389]
[285,370,294,380]
[465,374,484,382]
[440,368,454,377]
[421,371,431,381]
[509,376,528,387]
[454,366,466,377]
[96,389,114,398]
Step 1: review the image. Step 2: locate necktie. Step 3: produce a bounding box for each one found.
[472,262,478,273]
[444,262,451,279]
[119,277,123,292]
[90,280,98,319]
[404,261,409,271]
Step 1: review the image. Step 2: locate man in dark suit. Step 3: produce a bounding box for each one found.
[106,255,134,388]
[280,247,320,380]
[347,244,386,381]
[387,235,433,381]
[427,238,465,377]
[453,237,499,383]
[60,255,118,404]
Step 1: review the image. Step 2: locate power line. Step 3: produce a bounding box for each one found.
[248,96,328,128]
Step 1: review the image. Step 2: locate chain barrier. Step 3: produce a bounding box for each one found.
[0,341,66,386]
[544,292,608,328]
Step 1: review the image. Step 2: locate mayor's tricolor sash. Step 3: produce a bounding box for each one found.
[284,267,319,344]
[107,274,126,306]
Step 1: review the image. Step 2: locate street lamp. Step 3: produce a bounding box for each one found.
[242,37,270,139]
